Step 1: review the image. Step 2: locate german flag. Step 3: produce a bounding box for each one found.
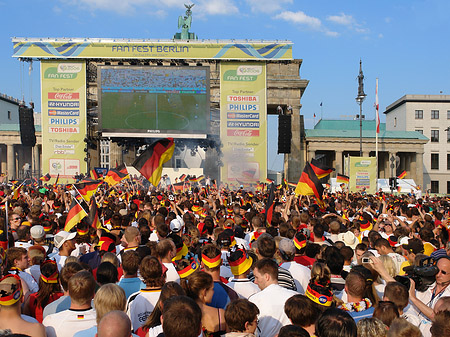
[12,184,22,199]
[40,173,51,182]
[90,169,99,180]
[53,174,59,188]
[265,183,276,225]
[266,178,274,184]
[132,138,175,187]
[179,174,186,181]
[172,182,184,193]
[74,180,102,202]
[88,198,101,229]
[64,199,87,231]
[397,171,406,179]
[336,174,350,184]
[295,162,325,202]
[104,167,128,186]
[310,158,335,179]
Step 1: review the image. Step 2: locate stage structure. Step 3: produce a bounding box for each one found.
[12,31,308,184]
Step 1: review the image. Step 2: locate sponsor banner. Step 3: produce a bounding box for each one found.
[48,109,80,116]
[227,113,259,120]
[41,60,86,182]
[220,62,267,184]
[13,40,292,60]
[349,157,377,194]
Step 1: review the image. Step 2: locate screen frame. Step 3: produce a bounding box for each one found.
[98,65,210,139]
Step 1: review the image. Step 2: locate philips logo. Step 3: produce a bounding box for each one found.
[236,66,262,76]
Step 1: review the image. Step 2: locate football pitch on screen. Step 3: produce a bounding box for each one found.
[101,92,208,132]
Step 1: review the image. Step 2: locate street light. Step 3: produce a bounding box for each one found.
[356,60,367,157]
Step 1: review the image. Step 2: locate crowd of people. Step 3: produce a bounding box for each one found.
[1,179,450,337]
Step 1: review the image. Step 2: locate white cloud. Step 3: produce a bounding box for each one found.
[196,0,238,15]
[326,12,369,34]
[275,11,321,30]
[327,13,354,26]
[246,0,292,14]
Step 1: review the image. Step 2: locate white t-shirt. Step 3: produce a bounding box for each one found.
[227,278,260,299]
[43,308,96,337]
[249,284,297,337]
[279,261,311,294]
[163,262,180,284]
[127,288,162,331]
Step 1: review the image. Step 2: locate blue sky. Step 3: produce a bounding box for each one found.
[1,0,450,171]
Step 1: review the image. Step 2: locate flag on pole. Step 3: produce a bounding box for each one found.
[132,138,175,187]
[53,174,60,186]
[88,198,101,229]
[376,79,380,134]
[64,199,87,232]
[310,158,335,179]
[74,180,102,202]
[90,169,100,180]
[336,174,350,184]
[104,166,128,186]
[295,163,325,204]
[397,171,406,179]
[12,184,22,199]
[40,173,51,182]
[265,183,276,225]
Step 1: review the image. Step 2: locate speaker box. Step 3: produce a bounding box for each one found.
[278,115,292,154]
[19,106,36,147]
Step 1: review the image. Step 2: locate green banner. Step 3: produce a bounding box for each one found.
[13,40,292,60]
[349,157,377,194]
[41,61,87,183]
[220,62,267,185]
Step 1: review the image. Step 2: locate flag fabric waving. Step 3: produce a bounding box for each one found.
[397,171,406,179]
[376,79,380,134]
[265,183,276,225]
[295,162,325,201]
[310,158,335,179]
[64,199,87,232]
[40,173,51,182]
[336,174,350,184]
[104,165,128,186]
[74,180,102,202]
[132,138,175,187]
[88,198,101,229]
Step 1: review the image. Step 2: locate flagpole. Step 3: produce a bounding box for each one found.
[71,185,90,216]
[5,199,8,246]
[375,78,379,189]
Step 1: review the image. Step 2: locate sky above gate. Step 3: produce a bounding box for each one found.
[1,0,449,171]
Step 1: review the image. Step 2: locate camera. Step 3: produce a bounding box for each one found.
[398,257,438,292]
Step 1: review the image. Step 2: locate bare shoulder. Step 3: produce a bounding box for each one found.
[21,321,46,337]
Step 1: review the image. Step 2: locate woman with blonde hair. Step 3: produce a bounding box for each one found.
[181,271,226,337]
[357,317,387,337]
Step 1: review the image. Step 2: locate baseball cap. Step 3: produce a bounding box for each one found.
[54,231,76,249]
[30,225,45,239]
[278,238,296,256]
[402,238,424,254]
[170,219,183,233]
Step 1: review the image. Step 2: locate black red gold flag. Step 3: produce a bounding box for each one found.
[265,183,276,225]
[74,180,102,202]
[64,199,87,231]
[88,198,102,229]
[295,162,325,203]
[132,138,175,187]
[310,158,334,179]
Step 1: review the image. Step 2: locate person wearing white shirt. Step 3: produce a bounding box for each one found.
[277,238,310,294]
[43,270,97,337]
[156,239,180,284]
[53,231,77,270]
[227,249,260,299]
[249,258,297,337]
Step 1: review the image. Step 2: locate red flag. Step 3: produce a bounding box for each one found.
[64,199,87,231]
[132,138,175,186]
[88,198,101,229]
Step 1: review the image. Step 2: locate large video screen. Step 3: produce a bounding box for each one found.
[98,66,209,138]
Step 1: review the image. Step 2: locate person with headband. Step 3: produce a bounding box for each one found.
[0,273,46,336]
[227,248,260,299]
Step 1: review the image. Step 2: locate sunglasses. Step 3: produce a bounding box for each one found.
[12,217,21,221]
[438,269,448,275]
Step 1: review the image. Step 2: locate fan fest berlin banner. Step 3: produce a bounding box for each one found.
[349,157,377,194]
[220,62,267,185]
[41,60,87,183]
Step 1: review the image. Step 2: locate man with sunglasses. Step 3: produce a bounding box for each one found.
[8,213,22,241]
[409,256,450,337]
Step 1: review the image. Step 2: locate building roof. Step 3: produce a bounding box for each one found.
[0,124,41,132]
[384,94,450,114]
[0,93,20,105]
[306,119,428,140]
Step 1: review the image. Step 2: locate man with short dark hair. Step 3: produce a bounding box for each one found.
[284,294,321,336]
[224,299,259,337]
[374,237,405,274]
[118,250,145,299]
[315,308,357,337]
[156,239,180,283]
[249,258,297,337]
[384,281,420,326]
[161,295,202,337]
[43,270,97,337]
[339,271,374,322]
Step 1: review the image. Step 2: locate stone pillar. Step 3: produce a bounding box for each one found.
[286,110,304,183]
[33,146,40,177]
[0,145,6,174]
[7,144,15,180]
[307,150,315,162]
[388,151,397,178]
[410,153,417,182]
[415,152,424,188]
[335,150,343,176]
[363,151,370,158]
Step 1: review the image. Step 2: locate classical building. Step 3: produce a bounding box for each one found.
[0,93,42,179]
[305,119,428,187]
[385,95,450,194]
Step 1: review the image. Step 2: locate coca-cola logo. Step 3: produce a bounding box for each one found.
[48,92,80,100]
[227,129,259,137]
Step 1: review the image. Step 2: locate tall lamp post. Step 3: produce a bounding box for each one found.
[356,60,367,157]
